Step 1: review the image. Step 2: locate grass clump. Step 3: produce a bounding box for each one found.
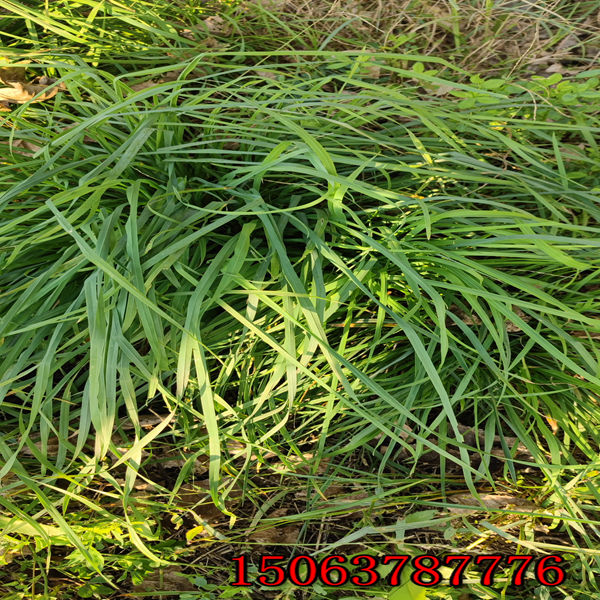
[1,1,600,599]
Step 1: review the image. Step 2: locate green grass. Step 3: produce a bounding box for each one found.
[1,1,600,599]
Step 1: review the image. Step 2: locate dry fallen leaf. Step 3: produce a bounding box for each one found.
[248,0,288,9]
[270,454,330,474]
[128,70,182,92]
[0,78,66,108]
[174,479,242,522]
[0,63,30,84]
[248,524,300,545]
[19,437,60,457]
[545,415,559,434]
[159,454,209,474]
[449,305,531,332]
[448,492,538,514]
[362,63,381,79]
[0,138,43,155]
[131,567,195,596]
[0,536,31,566]
[203,36,222,49]
[456,423,535,461]
[545,62,565,74]
[556,33,580,53]
[506,306,529,332]
[434,83,457,96]
[13,138,42,153]
[175,484,224,522]
[316,489,370,518]
[254,69,279,80]
[203,15,232,36]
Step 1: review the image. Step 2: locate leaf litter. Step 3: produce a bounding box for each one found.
[0,63,66,110]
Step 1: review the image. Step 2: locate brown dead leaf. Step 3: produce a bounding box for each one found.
[159,454,209,474]
[570,330,600,339]
[545,415,559,434]
[456,423,534,461]
[121,412,173,430]
[19,437,60,457]
[174,479,242,522]
[203,36,221,49]
[128,70,182,92]
[393,421,536,469]
[545,62,565,74]
[254,69,279,80]
[131,567,195,596]
[270,454,330,474]
[506,306,530,332]
[0,138,43,155]
[362,62,381,79]
[248,524,300,545]
[180,16,231,40]
[0,78,65,106]
[556,33,580,53]
[317,489,370,518]
[0,537,32,565]
[421,2,455,31]
[176,483,224,522]
[248,0,288,9]
[12,138,42,153]
[433,83,457,96]
[449,305,531,332]
[203,15,232,36]
[448,493,538,515]
[454,309,482,326]
[0,63,30,84]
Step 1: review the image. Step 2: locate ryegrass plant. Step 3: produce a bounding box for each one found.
[1,1,600,598]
